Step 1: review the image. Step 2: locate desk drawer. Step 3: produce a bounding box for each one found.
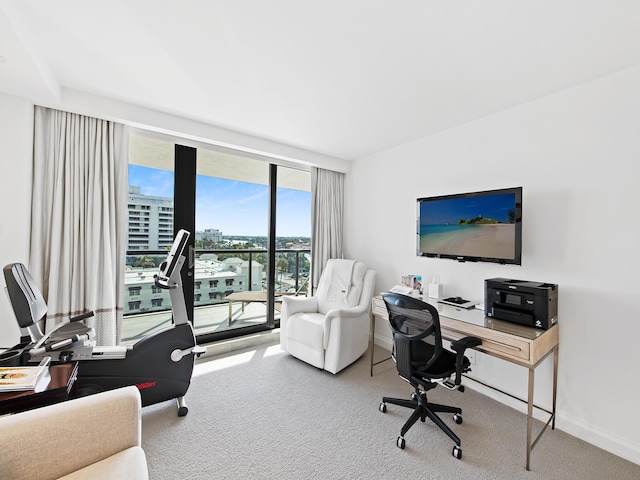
[442,324,531,363]
[372,297,387,317]
[372,296,536,364]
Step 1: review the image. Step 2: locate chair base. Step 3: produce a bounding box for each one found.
[381,387,463,448]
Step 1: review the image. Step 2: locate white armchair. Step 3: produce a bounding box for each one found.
[280,259,376,374]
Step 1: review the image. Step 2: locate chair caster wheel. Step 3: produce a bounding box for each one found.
[178,406,188,417]
[397,436,406,449]
[411,392,417,400]
[452,445,462,459]
[453,413,463,424]
[379,402,387,413]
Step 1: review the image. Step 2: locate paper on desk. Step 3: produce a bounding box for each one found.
[0,357,51,392]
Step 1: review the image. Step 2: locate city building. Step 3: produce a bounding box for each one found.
[196,228,223,244]
[124,256,264,315]
[127,186,174,250]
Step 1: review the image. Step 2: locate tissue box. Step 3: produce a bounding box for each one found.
[428,282,443,299]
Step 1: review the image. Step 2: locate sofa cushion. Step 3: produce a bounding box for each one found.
[0,386,146,480]
[58,447,148,480]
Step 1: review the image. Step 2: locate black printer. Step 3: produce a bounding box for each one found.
[484,278,558,329]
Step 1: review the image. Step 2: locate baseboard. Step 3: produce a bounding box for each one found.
[374,333,393,352]
[557,411,640,466]
[373,337,640,467]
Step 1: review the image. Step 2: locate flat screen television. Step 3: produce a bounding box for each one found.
[417,187,522,265]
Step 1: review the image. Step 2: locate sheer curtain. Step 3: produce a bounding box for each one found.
[30,106,129,346]
[310,167,344,294]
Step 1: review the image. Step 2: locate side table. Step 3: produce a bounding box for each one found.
[0,362,79,415]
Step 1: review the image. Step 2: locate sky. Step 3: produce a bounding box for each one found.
[420,193,516,225]
[129,165,311,237]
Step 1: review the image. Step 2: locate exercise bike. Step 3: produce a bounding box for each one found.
[2,229,205,416]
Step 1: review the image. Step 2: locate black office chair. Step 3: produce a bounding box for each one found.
[378,292,481,459]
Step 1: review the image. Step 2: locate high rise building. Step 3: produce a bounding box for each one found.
[127,186,174,250]
[196,228,223,244]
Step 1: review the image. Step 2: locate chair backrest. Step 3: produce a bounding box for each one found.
[382,292,444,381]
[315,259,369,314]
[3,263,47,330]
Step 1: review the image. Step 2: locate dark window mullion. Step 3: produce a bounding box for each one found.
[174,144,197,324]
[266,164,277,327]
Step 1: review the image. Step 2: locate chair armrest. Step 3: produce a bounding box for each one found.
[451,336,482,353]
[282,295,318,317]
[451,336,482,385]
[323,305,370,349]
[325,304,369,321]
[0,386,143,480]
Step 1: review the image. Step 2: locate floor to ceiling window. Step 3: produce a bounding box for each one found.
[122,132,311,345]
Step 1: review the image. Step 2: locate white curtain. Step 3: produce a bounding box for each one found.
[30,106,129,346]
[310,167,344,293]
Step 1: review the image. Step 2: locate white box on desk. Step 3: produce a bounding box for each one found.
[428,282,443,299]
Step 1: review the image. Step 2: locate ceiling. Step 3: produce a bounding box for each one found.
[1,1,639,161]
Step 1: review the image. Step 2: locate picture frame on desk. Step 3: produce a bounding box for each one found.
[401,275,423,294]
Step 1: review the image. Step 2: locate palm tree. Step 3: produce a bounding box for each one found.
[276,257,289,290]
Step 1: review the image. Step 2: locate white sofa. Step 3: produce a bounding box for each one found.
[0,385,148,480]
[280,259,376,374]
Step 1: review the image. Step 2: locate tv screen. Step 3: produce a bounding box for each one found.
[417,187,522,265]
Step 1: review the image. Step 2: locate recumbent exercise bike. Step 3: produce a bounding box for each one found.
[1,229,205,416]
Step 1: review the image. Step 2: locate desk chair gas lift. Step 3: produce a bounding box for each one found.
[379,292,481,459]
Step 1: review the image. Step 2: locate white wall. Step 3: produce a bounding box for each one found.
[0,93,33,347]
[345,66,640,464]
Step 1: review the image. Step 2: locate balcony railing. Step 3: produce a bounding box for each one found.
[124,247,310,319]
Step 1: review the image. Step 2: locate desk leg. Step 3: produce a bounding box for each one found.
[526,368,535,471]
[228,302,233,326]
[552,345,558,429]
[370,314,376,377]
[370,314,392,376]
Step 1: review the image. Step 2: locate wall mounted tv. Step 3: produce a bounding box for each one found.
[417,187,522,265]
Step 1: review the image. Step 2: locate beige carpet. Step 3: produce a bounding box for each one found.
[141,343,639,479]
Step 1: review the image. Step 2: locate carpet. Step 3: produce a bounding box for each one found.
[141,343,639,479]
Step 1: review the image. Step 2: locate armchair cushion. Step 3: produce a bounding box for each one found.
[316,260,367,314]
[286,312,326,353]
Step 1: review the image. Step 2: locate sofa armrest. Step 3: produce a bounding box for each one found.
[0,386,143,480]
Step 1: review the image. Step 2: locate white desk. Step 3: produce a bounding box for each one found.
[371,295,559,471]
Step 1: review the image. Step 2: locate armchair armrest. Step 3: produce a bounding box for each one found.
[451,336,482,385]
[323,305,370,349]
[282,295,318,317]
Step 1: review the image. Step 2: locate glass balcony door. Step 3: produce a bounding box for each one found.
[192,148,272,338]
[123,132,311,346]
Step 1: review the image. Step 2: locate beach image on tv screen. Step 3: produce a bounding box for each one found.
[419,193,517,259]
